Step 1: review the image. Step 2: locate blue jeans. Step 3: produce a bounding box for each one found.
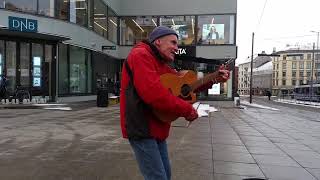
[129,139,171,180]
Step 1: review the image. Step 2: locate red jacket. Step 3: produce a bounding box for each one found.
[120,41,194,140]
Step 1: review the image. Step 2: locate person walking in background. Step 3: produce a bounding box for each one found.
[120,26,230,180]
[266,90,272,100]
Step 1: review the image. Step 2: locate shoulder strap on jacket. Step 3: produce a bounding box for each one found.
[124,60,133,82]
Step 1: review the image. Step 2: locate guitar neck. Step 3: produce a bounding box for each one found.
[189,71,220,91]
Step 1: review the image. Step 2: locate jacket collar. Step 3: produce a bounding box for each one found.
[140,40,167,63]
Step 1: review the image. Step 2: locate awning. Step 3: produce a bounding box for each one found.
[0,28,70,42]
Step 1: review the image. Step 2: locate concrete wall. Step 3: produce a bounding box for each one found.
[196,46,237,60]
[0,10,119,57]
[120,0,237,15]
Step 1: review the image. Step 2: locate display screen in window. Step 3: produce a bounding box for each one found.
[202,24,224,41]
[33,57,41,87]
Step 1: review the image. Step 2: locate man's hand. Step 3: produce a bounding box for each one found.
[185,108,198,121]
[215,65,230,83]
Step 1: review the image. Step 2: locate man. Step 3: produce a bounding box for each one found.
[120,26,230,180]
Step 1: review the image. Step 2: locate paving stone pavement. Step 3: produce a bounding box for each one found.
[0,100,320,180]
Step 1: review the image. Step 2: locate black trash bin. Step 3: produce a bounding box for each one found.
[97,88,109,107]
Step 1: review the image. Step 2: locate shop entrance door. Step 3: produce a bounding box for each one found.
[1,39,57,102]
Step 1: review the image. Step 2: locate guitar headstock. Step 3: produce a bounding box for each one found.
[222,58,235,70]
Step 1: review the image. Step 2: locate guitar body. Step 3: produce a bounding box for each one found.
[153,70,197,122]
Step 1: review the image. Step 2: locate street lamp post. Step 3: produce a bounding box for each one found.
[249,32,254,103]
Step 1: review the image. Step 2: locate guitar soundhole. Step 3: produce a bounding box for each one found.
[180,84,191,97]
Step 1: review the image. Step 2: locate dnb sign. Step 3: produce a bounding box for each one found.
[8,16,38,32]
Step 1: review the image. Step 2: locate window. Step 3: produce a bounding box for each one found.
[292,80,296,86]
[306,62,311,69]
[70,0,88,27]
[316,54,320,60]
[108,7,118,43]
[292,62,296,69]
[120,16,158,45]
[69,46,87,93]
[282,80,286,86]
[282,72,286,77]
[292,56,296,60]
[307,54,311,60]
[93,0,108,38]
[38,0,54,17]
[299,71,304,77]
[316,63,320,70]
[197,14,235,45]
[56,0,69,20]
[299,80,303,85]
[299,55,303,60]
[5,0,37,14]
[160,16,195,45]
[276,64,279,69]
[306,71,311,78]
[282,62,286,69]
[58,44,68,94]
[299,62,304,69]
[283,55,286,60]
[292,71,296,77]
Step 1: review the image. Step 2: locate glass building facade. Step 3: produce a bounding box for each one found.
[0,0,236,101]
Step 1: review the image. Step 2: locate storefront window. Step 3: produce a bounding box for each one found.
[70,0,88,27]
[56,0,69,20]
[108,7,118,43]
[20,42,30,87]
[6,41,16,93]
[69,46,86,93]
[87,51,92,93]
[120,16,158,45]
[58,43,68,94]
[197,15,235,45]
[93,0,108,38]
[38,0,54,17]
[160,16,195,45]
[5,0,37,14]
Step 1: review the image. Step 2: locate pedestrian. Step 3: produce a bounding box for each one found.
[266,90,271,100]
[120,26,230,180]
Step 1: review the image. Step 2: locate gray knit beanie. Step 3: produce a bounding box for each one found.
[149,26,178,42]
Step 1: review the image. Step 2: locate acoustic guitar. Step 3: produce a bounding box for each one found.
[154,58,234,122]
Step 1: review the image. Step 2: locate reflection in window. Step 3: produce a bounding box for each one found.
[38,0,54,17]
[108,7,118,43]
[69,46,86,93]
[5,0,37,14]
[120,16,158,45]
[160,16,195,45]
[93,0,108,38]
[70,0,88,27]
[56,0,69,20]
[197,15,235,45]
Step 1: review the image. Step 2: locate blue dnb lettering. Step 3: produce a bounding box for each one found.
[8,16,38,32]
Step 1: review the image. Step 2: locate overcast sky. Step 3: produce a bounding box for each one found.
[237,0,320,64]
